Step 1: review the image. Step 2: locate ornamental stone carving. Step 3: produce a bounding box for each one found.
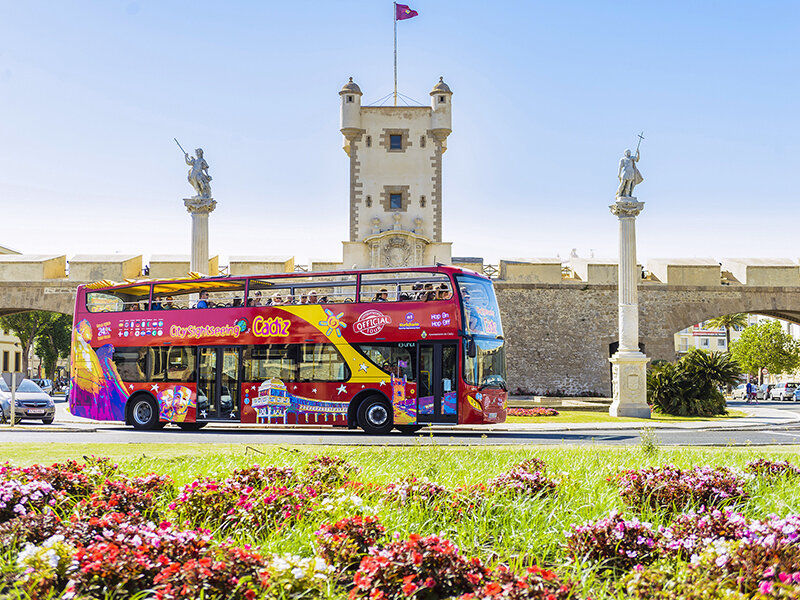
[383,236,412,267]
[184,197,217,215]
[609,198,644,218]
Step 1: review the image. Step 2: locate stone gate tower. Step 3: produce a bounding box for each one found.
[339,77,453,268]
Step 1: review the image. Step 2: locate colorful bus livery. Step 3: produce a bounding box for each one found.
[69,266,507,434]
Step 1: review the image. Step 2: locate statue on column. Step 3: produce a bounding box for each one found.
[616,148,643,198]
[175,139,213,199]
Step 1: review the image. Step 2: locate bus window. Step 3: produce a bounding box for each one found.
[87,286,151,313]
[249,277,357,305]
[455,275,504,337]
[149,346,197,382]
[297,343,349,381]
[354,343,416,381]
[242,345,294,380]
[112,347,148,382]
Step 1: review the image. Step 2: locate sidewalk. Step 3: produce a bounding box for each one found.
[34,400,799,434]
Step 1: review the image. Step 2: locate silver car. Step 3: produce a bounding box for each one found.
[0,379,56,424]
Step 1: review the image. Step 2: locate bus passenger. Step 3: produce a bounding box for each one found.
[423,283,436,301]
[300,293,308,304]
[308,290,318,304]
[437,284,451,300]
[196,290,210,308]
[412,283,424,300]
[374,288,389,302]
[272,293,283,305]
[285,294,295,305]
[163,296,175,309]
[247,290,262,307]
[232,298,243,308]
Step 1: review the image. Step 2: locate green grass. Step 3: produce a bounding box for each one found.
[2,443,800,599]
[507,408,749,424]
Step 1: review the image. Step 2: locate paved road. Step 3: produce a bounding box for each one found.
[1,398,799,446]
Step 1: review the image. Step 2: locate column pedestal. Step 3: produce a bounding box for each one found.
[184,197,216,274]
[609,196,651,418]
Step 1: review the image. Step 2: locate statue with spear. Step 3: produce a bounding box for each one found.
[616,132,645,198]
[175,138,212,199]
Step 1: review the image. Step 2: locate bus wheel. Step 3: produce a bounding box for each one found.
[395,424,423,435]
[358,395,393,435]
[129,395,159,430]
[178,422,207,431]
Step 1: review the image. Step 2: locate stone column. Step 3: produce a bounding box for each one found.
[608,197,651,418]
[184,197,217,274]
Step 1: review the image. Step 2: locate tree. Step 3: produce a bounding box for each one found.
[729,320,800,380]
[706,313,749,350]
[0,312,59,375]
[34,314,72,379]
[647,349,740,416]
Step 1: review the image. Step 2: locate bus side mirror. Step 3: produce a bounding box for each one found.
[467,339,477,359]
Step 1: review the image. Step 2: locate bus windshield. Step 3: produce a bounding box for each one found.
[455,275,503,337]
[464,338,507,390]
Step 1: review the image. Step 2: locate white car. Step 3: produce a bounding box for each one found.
[732,383,749,400]
[772,383,799,402]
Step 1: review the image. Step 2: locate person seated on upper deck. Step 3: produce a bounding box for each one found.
[299,293,308,305]
[307,290,318,304]
[374,288,389,302]
[411,283,424,300]
[247,290,263,307]
[423,283,436,301]
[151,297,163,310]
[272,293,283,305]
[285,294,295,305]
[232,298,243,308]
[163,296,175,309]
[437,284,451,300]
[196,290,210,308]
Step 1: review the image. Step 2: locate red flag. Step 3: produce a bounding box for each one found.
[395,3,418,20]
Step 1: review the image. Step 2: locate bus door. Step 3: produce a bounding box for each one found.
[417,342,458,424]
[196,347,241,421]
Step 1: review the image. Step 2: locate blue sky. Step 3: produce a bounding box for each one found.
[1,1,798,265]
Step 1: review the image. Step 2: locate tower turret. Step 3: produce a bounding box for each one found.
[430,77,452,148]
[340,77,363,153]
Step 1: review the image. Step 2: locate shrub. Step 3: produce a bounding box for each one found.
[610,465,749,513]
[620,562,747,599]
[0,460,96,500]
[462,564,581,600]
[14,534,75,599]
[658,507,750,559]
[265,554,335,599]
[647,350,738,416]
[351,534,487,600]
[0,510,63,547]
[169,478,247,528]
[151,544,271,600]
[0,479,59,523]
[565,510,660,570]
[487,466,557,498]
[746,458,800,478]
[229,485,319,533]
[229,464,295,488]
[697,514,800,595]
[302,455,358,488]
[315,516,386,574]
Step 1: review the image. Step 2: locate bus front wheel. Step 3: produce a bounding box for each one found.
[129,395,159,430]
[358,395,393,435]
[395,424,423,435]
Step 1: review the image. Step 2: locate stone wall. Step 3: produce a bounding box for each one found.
[496,282,800,397]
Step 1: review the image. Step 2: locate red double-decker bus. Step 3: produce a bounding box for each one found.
[69,266,507,434]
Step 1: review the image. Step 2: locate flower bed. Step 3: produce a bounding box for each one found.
[0,451,798,599]
[507,407,559,417]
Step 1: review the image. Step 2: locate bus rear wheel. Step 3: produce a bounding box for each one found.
[178,422,207,431]
[129,395,159,430]
[358,395,393,435]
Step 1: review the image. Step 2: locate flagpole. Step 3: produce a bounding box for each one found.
[393,1,398,106]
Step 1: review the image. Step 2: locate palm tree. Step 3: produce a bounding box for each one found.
[706,313,749,351]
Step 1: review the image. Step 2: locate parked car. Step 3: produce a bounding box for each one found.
[771,383,799,402]
[0,378,56,424]
[758,384,775,401]
[732,383,748,400]
[30,378,53,394]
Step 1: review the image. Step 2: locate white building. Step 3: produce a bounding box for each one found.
[338,77,454,268]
